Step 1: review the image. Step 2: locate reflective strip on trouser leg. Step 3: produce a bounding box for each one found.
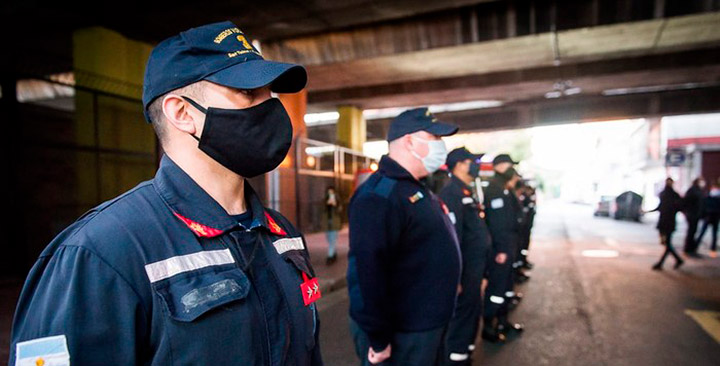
[489,295,505,304]
[450,353,469,361]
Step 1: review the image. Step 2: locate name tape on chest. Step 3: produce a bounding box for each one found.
[490,198,504,209]
[462,197,475,205]
[273,237,305,255]
[16,335,70,366]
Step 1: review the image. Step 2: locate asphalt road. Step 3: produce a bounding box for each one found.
[317,201,720,366]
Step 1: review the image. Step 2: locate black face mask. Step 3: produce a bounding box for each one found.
[183,96,293,178]
[496,167,515,182]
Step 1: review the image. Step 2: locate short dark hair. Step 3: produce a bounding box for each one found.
[147,82,207,144]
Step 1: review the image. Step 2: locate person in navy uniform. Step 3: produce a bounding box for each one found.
[481,155,525,343]
[438,147,492,365]
[9,21,323,366]
[515,181,536,271]
[347,108,461,366]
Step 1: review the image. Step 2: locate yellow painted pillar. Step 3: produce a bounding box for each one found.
[73,27,155,205]
[336,105,366,152]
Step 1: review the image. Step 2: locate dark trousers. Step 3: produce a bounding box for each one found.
[696,215,719,251]
[683,215,700,253]
[350,319,445,366]
[441,277,483,365]
[657,233,682,267]
[518,224,532,265]
[483,259,512,320]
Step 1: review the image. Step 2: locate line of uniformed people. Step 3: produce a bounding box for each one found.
[348,108,538,365]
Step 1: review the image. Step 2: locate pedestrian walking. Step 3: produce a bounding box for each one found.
[695,180,720,258]
[682,177,706,256]
[651,178,685,270]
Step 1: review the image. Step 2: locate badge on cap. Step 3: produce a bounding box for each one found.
[300,272,321,306]
[409,191,425,203]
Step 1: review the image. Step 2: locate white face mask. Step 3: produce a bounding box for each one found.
[410,136,448,174]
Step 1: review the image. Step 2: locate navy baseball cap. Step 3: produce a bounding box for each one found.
[492,154,518,166]
[386,107,459,142]
[446,147,481,170]
[142,21,307,122]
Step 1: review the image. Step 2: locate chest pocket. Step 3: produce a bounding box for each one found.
[154,267,251,322]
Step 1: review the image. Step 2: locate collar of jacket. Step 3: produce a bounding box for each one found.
[378,155,421,182]
[450,174,473,193]
[153,155,284,238]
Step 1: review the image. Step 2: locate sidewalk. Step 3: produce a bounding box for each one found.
[304,227,349,294]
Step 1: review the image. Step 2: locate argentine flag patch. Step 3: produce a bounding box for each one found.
[16,335,70,366]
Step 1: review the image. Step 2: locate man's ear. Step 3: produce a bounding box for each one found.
[403,134,416,151]
[162,94,199,135]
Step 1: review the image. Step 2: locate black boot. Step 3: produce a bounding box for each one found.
[481,318,506,343]
[498,321,524,334]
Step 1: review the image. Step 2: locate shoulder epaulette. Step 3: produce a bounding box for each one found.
[372,176,397,198]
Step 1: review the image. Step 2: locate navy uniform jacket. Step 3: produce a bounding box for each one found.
[439,175,492,286]
[9,156,322,366]
[483,175,522,255]
[347,155,461,351]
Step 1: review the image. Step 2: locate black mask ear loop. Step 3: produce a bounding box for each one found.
[181,96,207,142]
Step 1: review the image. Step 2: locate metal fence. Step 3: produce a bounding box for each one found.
[291,137,376,233]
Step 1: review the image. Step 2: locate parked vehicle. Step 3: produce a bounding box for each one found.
[614,191,644,221]
[594,195,616,217]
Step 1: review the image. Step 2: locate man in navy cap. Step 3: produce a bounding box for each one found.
[347,107,461,365]
[9,21,322,365]
[438,147,492,365]
[481,155,525,343]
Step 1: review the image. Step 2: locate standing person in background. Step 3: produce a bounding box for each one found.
[512,179,531,284]
[652,178,685,270]
[347,107,461,366]
[439,147,492,365]
[482,155,525,343]
[325,186,342,265]
[695,180,720,258]
[516,183,536,271]
[682,177,706,256]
